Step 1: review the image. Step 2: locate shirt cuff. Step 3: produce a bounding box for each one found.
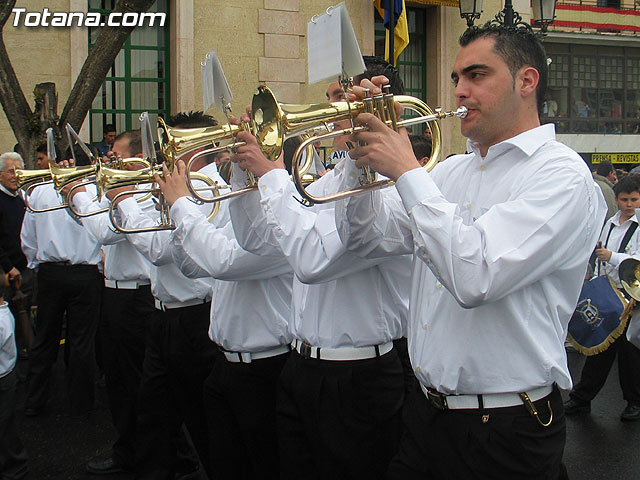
[117,196,141,217]
[230,162,250,191]
[394,167,440,212]
[171,196,205,223]
[609,252,624,267]
[257,168,290,197]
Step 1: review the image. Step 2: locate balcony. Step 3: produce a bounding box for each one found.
[546,0,640,34]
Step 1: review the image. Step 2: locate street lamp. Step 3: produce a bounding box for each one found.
[458,0,557,32]
[459,0,483,28]
[532,0,558,32]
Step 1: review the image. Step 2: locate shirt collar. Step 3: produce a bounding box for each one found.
[467,123,556,162]
[0,183,18,197]
[613,210,637,227]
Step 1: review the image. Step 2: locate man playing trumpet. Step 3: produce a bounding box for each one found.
[336,24,606,479]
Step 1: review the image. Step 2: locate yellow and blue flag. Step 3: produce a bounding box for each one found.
[374,0,409,66]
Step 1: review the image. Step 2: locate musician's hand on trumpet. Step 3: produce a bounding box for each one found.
[155,161,191,207]
[231,130,286,179]
[348,110,419,182]
[59,179,86,201]
[106,185,136,206]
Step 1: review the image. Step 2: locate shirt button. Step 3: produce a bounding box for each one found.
[416,366,421,373]
[466,203,472,209]
[422,323,428,330]
[437,283,443,289]
[261,186,267,192]
[480,165,487,171]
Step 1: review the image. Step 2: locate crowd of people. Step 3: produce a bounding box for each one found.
[0,23,634,480]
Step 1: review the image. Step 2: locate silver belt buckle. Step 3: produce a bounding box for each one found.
[427,390,449,410]
[299,342,312,359]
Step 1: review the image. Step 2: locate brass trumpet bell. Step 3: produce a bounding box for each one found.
[50,164,98,193]
[158,117,240,165]
[619,258,640,301]
[96,163,220,233]
[16,168,52,191]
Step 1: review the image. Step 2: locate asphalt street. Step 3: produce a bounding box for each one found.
[11,348,640,479]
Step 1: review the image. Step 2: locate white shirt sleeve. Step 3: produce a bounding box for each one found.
[117,197,174,266]
[20,209,38,269]
[171,196,291,281]
[335,159,415,258]
[396,163,604,308]
[74,192,126,245]
[254,168,392,284]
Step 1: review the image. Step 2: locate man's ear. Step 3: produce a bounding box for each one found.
[519,66,539,99]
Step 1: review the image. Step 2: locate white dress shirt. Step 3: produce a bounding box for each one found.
[117,186,214,304]
[170,198,293,352]
[229,160,411,348]
[0,303,16,378]
[20,183,101,268]
[73,192,151,282]
[595,210,640,287]
[336,124,606,394]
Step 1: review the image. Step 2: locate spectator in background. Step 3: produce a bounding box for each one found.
[594,160,618,221]
[35,144,51,169]
[616,169,628,181]
[0,267,28,480]
[409,134,432,167]
[94,124,117,158]
[0,152,34,356]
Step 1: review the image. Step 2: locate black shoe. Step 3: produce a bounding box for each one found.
[621,403,640,422]
[563,397,591,415]
[86,456,128,475]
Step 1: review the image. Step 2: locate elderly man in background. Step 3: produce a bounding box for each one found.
[0,152,34,357]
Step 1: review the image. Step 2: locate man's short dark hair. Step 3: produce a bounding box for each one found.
[459,25,548,116]
[114,130,142,157]
[65,144,96,166]
[409,134,432,160]
[104,124,116,134]
[355,56,405,95]
[168,111,218,129]
[596,160,615,178]
[36,143,60,159]
[614,175,640,197]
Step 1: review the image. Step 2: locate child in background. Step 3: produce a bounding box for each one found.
[0,267,28,479]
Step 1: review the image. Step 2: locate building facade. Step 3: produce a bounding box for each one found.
[1,0,638,166]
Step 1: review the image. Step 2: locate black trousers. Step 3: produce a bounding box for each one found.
[204,351,290,480]
[25,263,101,414]
[135,301,218,480]
[278,349,404,480]
[0,371,28,479]
[100,285,154,467]
[387,385,567,480]
[570,331,640,404]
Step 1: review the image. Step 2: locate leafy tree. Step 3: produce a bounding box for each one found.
[0,0,155,166]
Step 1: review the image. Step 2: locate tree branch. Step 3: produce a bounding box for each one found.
[59,0,156,132]
[0,0,35,151]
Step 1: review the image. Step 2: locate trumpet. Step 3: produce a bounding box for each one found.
[18,164,97,213]
[96,163,221,234]
[618,258,640,324]
[65,157,154,218]
[157,86,322,204]
[16,168,52,195]
[289,87,467,205]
